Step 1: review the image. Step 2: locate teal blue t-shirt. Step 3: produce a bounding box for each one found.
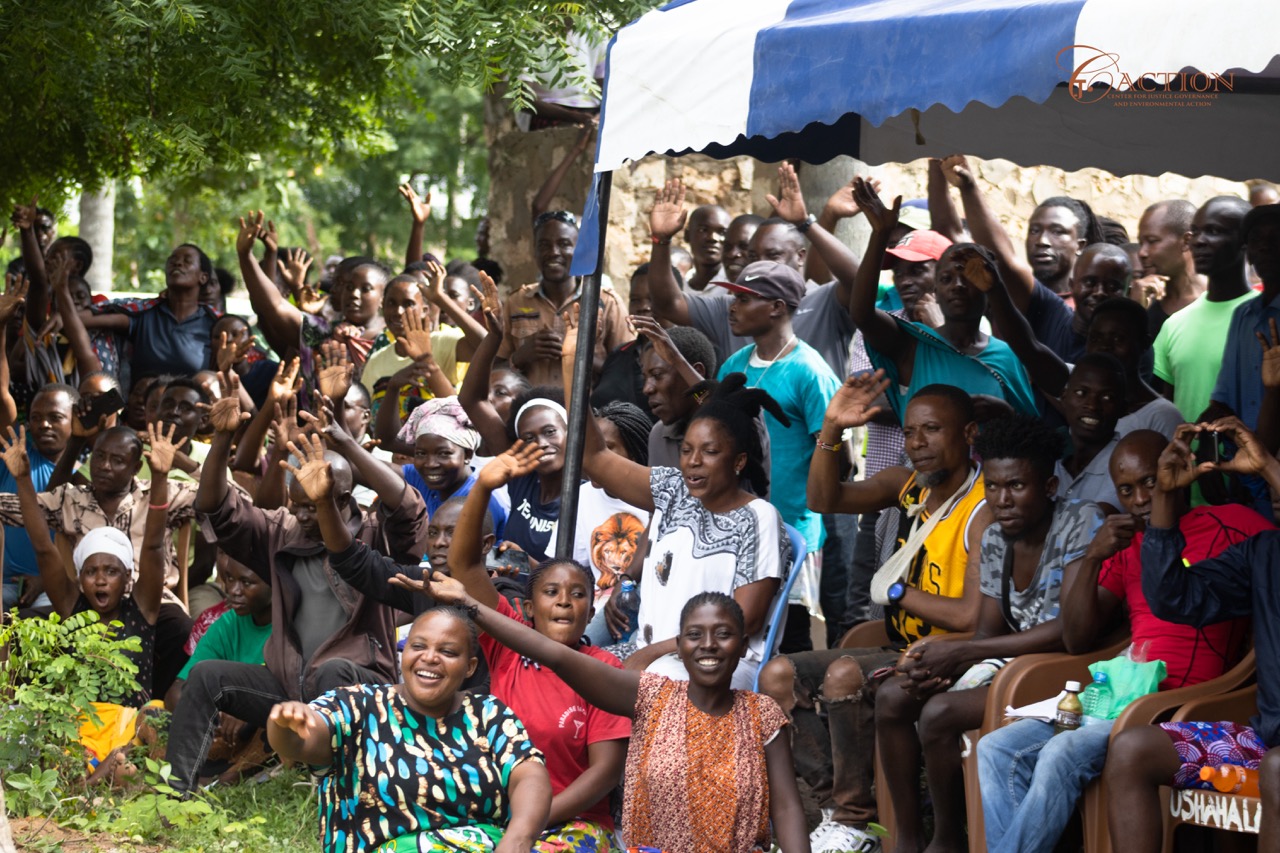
[867,318,1039,419]
[177,610,271,681]
[719,339,839,553]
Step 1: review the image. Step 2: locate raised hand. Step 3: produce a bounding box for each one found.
[205,370,250,434]
[271,396,302,453]
[420,259,448,306]
[650,178,688,243]
[396,305,435,361]
[257,217,278,253]
[0,273,30,324]
[939,154,975,190]
[477,440,545,490]
[145,420,181,476]
[765,162,808,224]
[1257,318,1280,390]
[267,701,323,740]
[46,251,72,290]
[472,271,503,335]
[953,246,999,293]
[215,329,254,373]
[0,426,30,478]
[561,304,581,362]
[10,197,38,231]
[851,177,900,236]
[298,394,341,442]
[822,176,881,221]
[281,432,334,502]
[1156,424,1209,491]
[398,182,432,225]
[823,370,891,429]
[267,357,301,407]
[630,314,682,367]
[236,211,264,256]
[1207,416,1273,476]
[316,340,354,402]
[280,247,322,306]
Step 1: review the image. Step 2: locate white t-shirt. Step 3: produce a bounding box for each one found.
[635,467,789,663]
[571,484,649,604]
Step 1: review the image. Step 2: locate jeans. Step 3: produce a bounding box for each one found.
[978,718,1115,853]
[167,658,383,793]
[784,646,898,827]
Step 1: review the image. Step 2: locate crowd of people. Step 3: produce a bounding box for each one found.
[4,153,1280,853]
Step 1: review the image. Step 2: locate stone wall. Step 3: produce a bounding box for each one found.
[485,113,1252,300]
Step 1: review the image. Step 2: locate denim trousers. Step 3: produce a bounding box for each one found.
[977,717,1115,853]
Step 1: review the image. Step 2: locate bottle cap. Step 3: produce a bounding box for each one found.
[1095,672,1109,683]
[1065,680,1081,692]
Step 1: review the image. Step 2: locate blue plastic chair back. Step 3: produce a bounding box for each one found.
[753,523,807,691]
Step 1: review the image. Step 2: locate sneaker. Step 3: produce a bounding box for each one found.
[810,820,880,853]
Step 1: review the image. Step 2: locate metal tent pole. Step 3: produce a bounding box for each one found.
[554,170,613,559]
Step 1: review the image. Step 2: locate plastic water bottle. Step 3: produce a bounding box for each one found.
[613,579,641,643]
[1081,672,1114,721]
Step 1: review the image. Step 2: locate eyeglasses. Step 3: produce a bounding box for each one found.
[534,210,579,231]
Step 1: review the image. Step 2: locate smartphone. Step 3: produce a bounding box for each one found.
[79,386,126,429]
[485,546,530,575]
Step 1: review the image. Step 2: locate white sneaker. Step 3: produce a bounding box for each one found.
[810,820,880,853]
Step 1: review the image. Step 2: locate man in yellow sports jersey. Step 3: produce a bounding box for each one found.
[758,372,993,853]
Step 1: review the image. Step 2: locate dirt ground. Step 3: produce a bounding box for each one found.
[9,817,162,852]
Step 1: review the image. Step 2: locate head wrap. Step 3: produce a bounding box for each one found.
[74,527,137,593]
[398,396,481,452]
[514,398,568,432]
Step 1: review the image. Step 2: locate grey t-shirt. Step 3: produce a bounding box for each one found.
[293,554,350,663]
[1055,435,1121,510]
[685,281,855,378]
[978,499,1103,631]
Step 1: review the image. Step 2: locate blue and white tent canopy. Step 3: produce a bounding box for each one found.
[572,0,1280,272]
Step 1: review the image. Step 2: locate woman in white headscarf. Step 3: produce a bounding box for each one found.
[0,420,176,773]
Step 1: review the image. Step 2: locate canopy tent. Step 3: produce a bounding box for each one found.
[552,0,1280,556]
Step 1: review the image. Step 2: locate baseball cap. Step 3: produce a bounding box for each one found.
[881,229,953,269]
[899,200,931,232]
[1242,203,1280,240]
[716,261,807,309]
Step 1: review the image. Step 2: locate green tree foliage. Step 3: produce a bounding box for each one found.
[0,0,655,213]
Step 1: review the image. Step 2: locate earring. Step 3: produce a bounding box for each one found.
[735,465,744,475]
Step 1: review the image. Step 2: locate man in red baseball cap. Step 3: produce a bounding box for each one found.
[881,229,952,326]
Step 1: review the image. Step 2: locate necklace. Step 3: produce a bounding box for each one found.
[747,334,796,387]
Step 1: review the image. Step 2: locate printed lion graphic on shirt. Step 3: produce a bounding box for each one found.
[590,512,646,589]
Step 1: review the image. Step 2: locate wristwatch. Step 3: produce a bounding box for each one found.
[887,582,907,604]
[795,213,818,234]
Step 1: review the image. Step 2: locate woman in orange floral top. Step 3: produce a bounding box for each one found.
[417,571,811,853]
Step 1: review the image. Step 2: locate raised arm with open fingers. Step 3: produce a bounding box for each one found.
[768,162,864,307]
[411,572,641,719]
[399,181,431,268]
[194,370,252,514]
[807,370,905,515]
[646,179,692,327]
[847,179,912,362]
[136,421,178,623]
[236,210,302,356]
[1,426,76,614]
[444,443,545,610]
[458,272,512,454]
[0,273,29,430]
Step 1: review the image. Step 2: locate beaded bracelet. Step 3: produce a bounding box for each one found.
[815,438,842,453]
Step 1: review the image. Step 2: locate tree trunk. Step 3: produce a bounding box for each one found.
[79,182,116,295]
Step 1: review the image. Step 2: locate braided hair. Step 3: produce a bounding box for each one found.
[1036,197,1105,246]
[687,372,789,498]
[680,591,745,635]
[596,401,654,465]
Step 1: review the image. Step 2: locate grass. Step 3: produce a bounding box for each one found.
[9,765,318,853]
